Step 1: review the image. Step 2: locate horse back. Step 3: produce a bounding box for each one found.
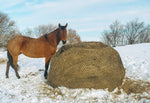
[7,35,56,58]
[21,36,56,58]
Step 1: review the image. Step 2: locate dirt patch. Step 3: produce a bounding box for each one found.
[0,58,7,64]
[48,42,125,91]
[120,77,150,94]
[39,83,63,100]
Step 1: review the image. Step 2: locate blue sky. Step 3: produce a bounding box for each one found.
[0,0,150,41]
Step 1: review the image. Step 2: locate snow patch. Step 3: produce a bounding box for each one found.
[0,43,150,102]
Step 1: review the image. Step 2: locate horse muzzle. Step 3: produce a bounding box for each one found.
[62,40,66,44]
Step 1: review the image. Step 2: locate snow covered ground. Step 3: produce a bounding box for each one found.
[0,43,150,103]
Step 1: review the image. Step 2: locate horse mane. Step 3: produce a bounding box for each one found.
[60,26,66,30]
[43,26,66,42]
[43,29,58,39]
[44,33,48,39]
[44,25,66,39]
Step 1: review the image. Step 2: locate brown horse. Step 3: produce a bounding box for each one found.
[6,23,68,79]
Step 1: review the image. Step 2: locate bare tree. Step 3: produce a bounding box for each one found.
[102,20,123,47]
[125,19,145,44]
[102,18,150,46]
[23,24,81,44]
[33,24,57,37]
[23,28,33,37]
[23,24,57,38]
[138,25,150,43]
[0,12,21,47]
[67,29,81,44]
[102,31,112,46]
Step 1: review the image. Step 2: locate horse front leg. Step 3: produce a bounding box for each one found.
[44,57,51,79]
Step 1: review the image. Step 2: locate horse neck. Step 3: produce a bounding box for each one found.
[47,29,61,46]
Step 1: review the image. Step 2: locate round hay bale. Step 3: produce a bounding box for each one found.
[47,42,125,91]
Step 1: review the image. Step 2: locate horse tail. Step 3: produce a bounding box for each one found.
[7,49,15,69]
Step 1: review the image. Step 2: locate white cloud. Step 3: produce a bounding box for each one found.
[0,0,25,10]
[1,0,149,41]
[4,0,101,14]
[1,0,139,15]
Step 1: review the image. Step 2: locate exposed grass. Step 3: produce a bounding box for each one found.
[0,58,7,64]
[120,77,150,94]
[39,77,150,102]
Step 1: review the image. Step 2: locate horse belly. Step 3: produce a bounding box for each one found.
[21,41,47,58]
[22,51,43,58]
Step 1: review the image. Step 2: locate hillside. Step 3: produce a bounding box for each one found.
[0,43,150,103]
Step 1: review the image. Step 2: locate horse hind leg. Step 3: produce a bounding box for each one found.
[13,65,20,79]
[13,56,21,79]
[7,50,20,79]
[6,60,19,78]
[6,61,10,78]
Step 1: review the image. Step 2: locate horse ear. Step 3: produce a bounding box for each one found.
[65,23,68,28]
[59,23,61,29]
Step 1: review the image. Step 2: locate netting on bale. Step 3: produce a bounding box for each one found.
[47,42,125,91]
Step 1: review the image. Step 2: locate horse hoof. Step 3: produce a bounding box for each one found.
[17,76,21,79]
[44,76,47,79]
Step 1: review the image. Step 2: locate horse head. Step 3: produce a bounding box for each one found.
[58,23,68,44]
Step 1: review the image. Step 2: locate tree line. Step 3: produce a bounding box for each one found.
[102,19,150,47]
[0,11,149,48]
[23,24,81,44]
[0,12,21,47]
[0,12,81,47]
